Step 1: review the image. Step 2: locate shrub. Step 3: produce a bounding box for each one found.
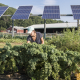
[48,28,80,52]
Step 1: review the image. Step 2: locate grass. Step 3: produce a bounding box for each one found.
[0,42,23,48]
[0,43,5,48]
[0,38,27,48]
[0,38,48,48]
[0,38,26,43]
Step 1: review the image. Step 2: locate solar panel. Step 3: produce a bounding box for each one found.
[71,5,80,19]
[42,6,60,19]
[11,6,33,19]
[0,6,9,17]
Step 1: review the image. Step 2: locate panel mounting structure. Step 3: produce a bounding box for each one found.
[11,6,33,19]
[0,6,9,17]
[42,6,60,19]
[71,5,80,19]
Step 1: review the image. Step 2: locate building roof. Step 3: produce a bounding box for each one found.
[24,22,78,29]
[10,26,24,30]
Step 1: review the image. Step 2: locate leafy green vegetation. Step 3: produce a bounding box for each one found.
[47,28,80,52]
[1,28,80,53]
[0,42,80,80]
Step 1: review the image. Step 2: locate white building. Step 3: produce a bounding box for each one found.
[24,22,78,33]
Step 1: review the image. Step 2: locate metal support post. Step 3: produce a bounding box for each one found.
[44,19,46,39]
[77,19,79,30]
[12,20,14,38]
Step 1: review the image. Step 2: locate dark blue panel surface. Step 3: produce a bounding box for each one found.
[0,6,8,11]
[0,6,8,17]
[42,6,60,19]
[44,6,59,9]
[12,14,29,19]
[71,5,80,19]
[0,11,5,14]
[73,14,80,19]
[0,14,2,17]
[11,6,33,19]
[44,10,59,14]
[72,10,80,13]
[42,14,60,19]
[18,6,32,10]
[71,5,80,10]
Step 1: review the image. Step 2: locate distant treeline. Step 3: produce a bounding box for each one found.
[0,3,66,31]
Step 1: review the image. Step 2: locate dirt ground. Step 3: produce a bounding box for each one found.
[0,70,31,80]
[0,74,31,80]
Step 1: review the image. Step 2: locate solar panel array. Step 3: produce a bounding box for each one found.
[0,6,9,17]
[11,6,33,19]
[1,5,80,20]
[71,5,80,19]
[42,6,60,19]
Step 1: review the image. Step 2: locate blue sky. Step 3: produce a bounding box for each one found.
[0,0,80,22]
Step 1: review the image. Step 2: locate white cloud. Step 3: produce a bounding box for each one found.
[31,6,43,14]
[43,0,56,5]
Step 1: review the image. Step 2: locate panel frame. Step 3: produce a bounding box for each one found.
[0,6,9,17]
[71,5,80,19]
[11,6,33,20]
[42,6,60,19]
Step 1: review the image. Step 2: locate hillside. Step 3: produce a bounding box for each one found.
[0,3,65,31]
[0,3,16,15]
[0,3,8,6]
